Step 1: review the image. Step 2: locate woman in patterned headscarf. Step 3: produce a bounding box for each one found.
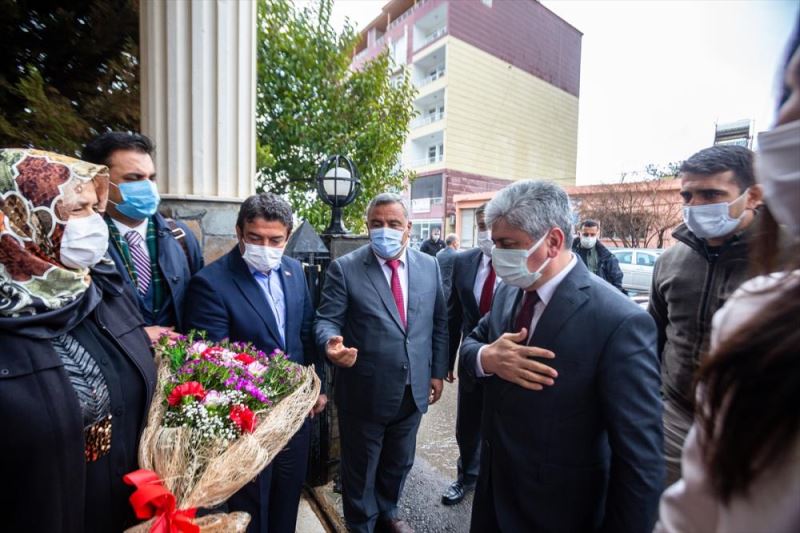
[0,149,157,532]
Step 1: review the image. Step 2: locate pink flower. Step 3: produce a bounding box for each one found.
[247,361,267,377]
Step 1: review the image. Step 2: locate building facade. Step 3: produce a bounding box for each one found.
[352,0,582,244]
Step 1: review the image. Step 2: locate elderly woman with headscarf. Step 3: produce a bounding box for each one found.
[0,149,156,532]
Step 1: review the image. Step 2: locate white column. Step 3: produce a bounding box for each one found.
[140,0,256,198]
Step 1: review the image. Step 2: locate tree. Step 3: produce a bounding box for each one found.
[0,0,140,155]
[578,174,683,249]
[255,0,417,234]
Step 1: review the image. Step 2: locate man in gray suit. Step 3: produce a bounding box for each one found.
[461,180,664,532]
[314,193,449,533]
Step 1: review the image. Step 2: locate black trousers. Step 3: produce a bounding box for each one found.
[338,386,423,533]
[455,378,483,486]
[227,419,311,533]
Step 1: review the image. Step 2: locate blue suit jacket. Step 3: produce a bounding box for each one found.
[183,247,318,374]
[106,213,204,331]
[314,244,449,423]
[461,259,664,533]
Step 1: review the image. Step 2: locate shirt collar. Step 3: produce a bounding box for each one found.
[374,248,408,267]
[112,216,148,239]
[247,263,281,278]
[535,253,578,306]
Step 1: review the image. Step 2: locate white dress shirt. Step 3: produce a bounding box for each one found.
[473,253,500,304]
[476,253,578,377]
[112,217,150,260]
[374,249,409,316]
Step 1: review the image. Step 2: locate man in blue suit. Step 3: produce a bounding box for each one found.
[314,193,449,533]
[460,180,664,532]
[184,193,326,533]
[82,132,204,340]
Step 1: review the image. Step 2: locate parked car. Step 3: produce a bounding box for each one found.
[609,248,664,293]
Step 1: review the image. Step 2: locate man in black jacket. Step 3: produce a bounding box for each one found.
[420,227,446,256]
[571,220,626,294]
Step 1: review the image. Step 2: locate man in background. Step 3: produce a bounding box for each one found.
[436,233,460,300]
[571,219,626,293]
[420,227,445,256]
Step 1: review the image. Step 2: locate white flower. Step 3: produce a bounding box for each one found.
[202,390,227,407]
[188,341,209,355]
[247,361,268,377]
[219,349,237,362]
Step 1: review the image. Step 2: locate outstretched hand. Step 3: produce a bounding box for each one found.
[326,335,358,367]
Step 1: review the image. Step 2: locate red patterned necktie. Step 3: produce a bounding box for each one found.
[386,259,407,329]
[514,290,540,334]
[479,261,495,316]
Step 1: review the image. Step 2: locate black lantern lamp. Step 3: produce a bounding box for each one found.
[316,154,361,235]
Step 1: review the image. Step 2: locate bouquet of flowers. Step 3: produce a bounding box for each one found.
[125,333,320,532]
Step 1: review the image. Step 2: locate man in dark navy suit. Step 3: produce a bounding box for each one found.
[184,193,326,533]
[461,180,664,532]
[440,203,497,506]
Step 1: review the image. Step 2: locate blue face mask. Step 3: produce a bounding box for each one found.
[111,179,160,219]
[370,227,406,259]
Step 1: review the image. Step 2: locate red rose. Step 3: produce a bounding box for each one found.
[229,405,257,433]
[167,381,207,406]
[235,353,256,365]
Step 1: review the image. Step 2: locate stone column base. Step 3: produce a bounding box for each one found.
[159,195,242,264]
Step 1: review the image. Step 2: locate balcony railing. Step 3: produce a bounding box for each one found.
[417,68,445,87]
[408,154,444,167]
[418,26,447,49]
[411,112,445,129]
[388,0,432,32]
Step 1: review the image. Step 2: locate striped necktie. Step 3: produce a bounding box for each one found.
[125,230,151,295]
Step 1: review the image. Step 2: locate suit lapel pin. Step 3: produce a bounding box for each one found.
[284,270,292,276]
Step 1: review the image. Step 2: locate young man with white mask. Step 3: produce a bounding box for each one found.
[440,203,498,506]
[184,193,326,533]
[460,180,663,532]
[648,144,762,486]
[314,192,448,533]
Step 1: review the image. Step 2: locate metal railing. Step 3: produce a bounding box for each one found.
[407,154,444,167]
[417,26,447,50]
[417,68,445,87]
[411,112,445,129]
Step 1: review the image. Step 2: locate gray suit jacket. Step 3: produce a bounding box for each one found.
[461,259,664,532]
[314,244,449,423]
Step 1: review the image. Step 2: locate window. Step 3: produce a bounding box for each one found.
[636,252,657,266]
[411,174,443,199]
[614,251,633,265]
[460,209,475,248]
[428,146,437,163]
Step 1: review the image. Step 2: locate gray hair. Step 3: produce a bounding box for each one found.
[445,233,458,246]
[486,180,573,248]
[366,192,409,220]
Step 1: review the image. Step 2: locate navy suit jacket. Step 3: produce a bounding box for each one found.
[314,245,448,423]
[106,212,204,331]
[183,247,318,374]
[461,259,664,533]
[448,248,485,384]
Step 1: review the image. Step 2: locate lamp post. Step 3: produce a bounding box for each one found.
[316,154,361,235]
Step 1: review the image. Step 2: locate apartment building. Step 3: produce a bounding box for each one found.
[352,0,582,246]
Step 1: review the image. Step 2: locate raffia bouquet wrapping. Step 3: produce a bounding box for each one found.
[124,334,321,532]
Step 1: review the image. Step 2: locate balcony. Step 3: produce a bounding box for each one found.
[411,111,445,129]
[417,67,445,87]
[408,153,444,168]
[413,4,448,52]
[419,26,447,48]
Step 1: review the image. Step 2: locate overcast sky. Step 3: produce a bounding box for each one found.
[301,0,799,184]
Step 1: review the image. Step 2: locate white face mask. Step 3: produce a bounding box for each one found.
[242,242,284,273]
[59,212,110,270]
[491,231,552,289]
[755,120,800,236]
[683,190,748,240]
[477,230,493,257]
[580,236,597,249]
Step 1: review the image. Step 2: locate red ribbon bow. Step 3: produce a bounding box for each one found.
[123,469,199,533]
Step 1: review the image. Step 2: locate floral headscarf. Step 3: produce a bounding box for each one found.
[0,149,110,318]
